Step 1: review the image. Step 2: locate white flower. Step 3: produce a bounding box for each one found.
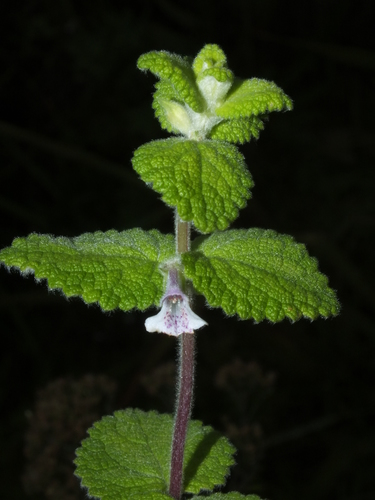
[145,269,207,336]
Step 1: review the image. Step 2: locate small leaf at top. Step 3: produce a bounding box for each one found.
[182,229,340,322]
[209,116,265,144]
[216,78,293,119]
[137,50,204,113]
[138,44,292,142]
[0,229,175,312]
[192,44,229,77]
[132,138,253,233]
[192,44,234,109]
[74,409,235,499]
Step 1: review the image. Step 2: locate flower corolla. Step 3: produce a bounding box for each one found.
[145,268,207,336]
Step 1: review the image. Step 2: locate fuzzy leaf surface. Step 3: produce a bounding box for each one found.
[75,409,235,499]
[182,229,340,322]
[209,116,265,144]
[132,138,253,233]
[152,81,189,134]
[192,44,229,77]
[137,50,203,112]
[138,45,292,143]
[0,229,175,311]
[216,78,293,119]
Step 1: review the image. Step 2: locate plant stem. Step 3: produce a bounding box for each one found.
[169,333,195,499]
[175,210,190,254]
[169,212,194,500]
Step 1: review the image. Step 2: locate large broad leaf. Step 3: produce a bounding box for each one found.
[216,78,293,119]
[182,229,340,322]
[75,409,235,499]
[132,138,253,233]
[0,229,175,311]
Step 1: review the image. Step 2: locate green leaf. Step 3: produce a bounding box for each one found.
[209,116,265,144]
[182,229,340,322]
[192,44,229,77]
[75,409,235,499]
[192,44,234,108]
[137,50,204,113]
[152,81,190,134]
[192,494,263,500]
[0,229,175,312]
[137,50,205,135]
[132,138,253,233]
[138,45,292,142]
[183,418,235,493]
[216,78,293,119]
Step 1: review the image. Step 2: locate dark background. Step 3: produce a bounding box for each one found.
[1,1,374,499]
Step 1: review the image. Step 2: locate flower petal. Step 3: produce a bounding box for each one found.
[145,294,207,336]
[145,305,169,334]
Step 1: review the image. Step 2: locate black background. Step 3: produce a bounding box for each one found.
[1,1,375,499]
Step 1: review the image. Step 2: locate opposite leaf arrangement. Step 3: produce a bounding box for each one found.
[0,44,339,500]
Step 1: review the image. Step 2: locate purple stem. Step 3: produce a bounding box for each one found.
[169,211,194,499]
[169,331,195,499]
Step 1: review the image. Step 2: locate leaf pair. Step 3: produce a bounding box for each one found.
[0,229,340,322]
[75,408,261,500]
[137,44,292,142]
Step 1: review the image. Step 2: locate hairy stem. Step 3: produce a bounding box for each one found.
[175,210,191,254]
[169,212,194,500]
[169,333,195,499]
